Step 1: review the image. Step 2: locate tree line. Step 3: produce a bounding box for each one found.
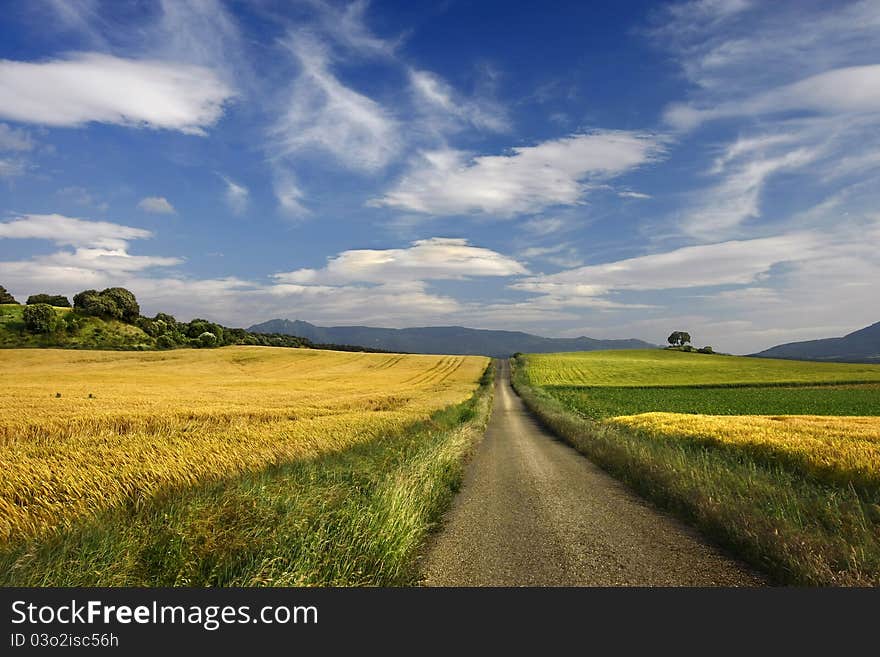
[0,285,384,353]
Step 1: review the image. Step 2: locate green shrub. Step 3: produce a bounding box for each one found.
[63,314,83,333]
[26,294,71,307]
[186,319,224,342]
[101,288,139,323]
[23,304,57,334]
[74,290,116,319]
[73,288,139,323]
[198,331,217,348]
[698,346,714,354]
[153,313,177,330]
[156,335,176,349]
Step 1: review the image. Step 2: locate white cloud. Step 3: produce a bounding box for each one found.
[272,33,399,172]
[0,213,182,300]
[372,131,663,216]
[219,175,248,215]
[33,248,180,274]
[137,196,176,214]
[264,279,464,326]
[0,52,233,135]
[618,191,651,199]
[0,213,151,249]
[513,233,820,299]
[275,237,527,285]
[666,65,880,130]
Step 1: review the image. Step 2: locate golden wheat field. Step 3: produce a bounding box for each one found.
[0,347,488,542]
[608,412,880,489]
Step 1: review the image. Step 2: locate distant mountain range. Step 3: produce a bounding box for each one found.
[247,319,657,358]
[753,321,880,364]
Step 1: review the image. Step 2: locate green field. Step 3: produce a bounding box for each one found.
[550,384,880,419]
[524,349,880,387]
[514,349,880,585]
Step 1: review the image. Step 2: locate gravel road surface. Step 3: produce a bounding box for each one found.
[420,360,764,586]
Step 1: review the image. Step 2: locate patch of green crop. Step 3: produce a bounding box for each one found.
[524,349,880,387]
[548,384,880,419]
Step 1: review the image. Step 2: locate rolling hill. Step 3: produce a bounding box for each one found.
[247,319,657,357]
[752,321,880,364]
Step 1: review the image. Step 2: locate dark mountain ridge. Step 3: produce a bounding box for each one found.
[752,321,880,364]
[248,318,657,358]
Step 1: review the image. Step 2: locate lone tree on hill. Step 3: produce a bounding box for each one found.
[0,285,18,304]
[667,331,692,347]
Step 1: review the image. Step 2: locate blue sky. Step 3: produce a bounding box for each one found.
[1,0,879,353]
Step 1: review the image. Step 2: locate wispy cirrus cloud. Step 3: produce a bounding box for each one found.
[408,68,510,135]
[665,65,880,131]
[651,0,880,243]
[265,1,514,212]
[272,169,310,219]
[651,0,880,94]
[0,122,36,178]
[680,140,820,239]
[271,32,400,173]
[0,123,34,151]
[372,131,663,217]
[219,175,248,215]
[58,186,108,211]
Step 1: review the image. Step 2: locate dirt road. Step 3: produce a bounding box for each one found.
[420,360,763,586]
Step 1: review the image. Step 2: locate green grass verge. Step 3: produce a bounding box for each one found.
[0,364,494,586]
[511,357,880,586]
[523,349,880,387]
[547,384,880,419]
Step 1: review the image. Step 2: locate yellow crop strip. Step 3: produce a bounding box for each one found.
[608,413,880,489]
[0,347,487,542]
